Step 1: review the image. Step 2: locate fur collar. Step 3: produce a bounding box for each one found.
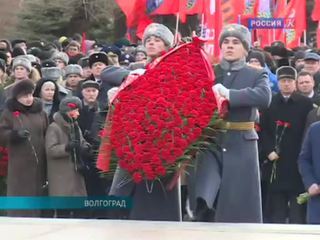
[6,97,43,113]
[220,57,246,71]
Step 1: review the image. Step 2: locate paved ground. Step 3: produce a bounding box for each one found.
[0,217,320,240]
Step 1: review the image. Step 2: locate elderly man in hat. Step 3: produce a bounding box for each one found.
[188,23,272,223]
[260,66,313,223]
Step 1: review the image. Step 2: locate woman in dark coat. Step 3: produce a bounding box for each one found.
[34,79,60,123]
[0,80,48,217]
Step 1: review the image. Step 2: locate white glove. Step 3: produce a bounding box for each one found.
[212,83,230,100]
[130,68,146,76]
[107,87,119,103]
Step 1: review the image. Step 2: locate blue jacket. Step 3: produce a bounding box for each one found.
[298,122,320,224]
[265,66,279,94]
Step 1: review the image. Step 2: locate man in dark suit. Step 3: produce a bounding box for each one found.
[261,66,313,223]
[296,71,320,106]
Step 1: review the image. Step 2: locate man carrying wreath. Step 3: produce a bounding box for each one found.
[188,24,272,223]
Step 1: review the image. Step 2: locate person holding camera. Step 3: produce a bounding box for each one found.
[45,96,90,218]
[0,80,48,217]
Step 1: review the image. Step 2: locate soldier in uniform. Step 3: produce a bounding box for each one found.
[188,24,272,223]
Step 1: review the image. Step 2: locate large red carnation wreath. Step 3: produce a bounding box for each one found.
[97,38,228,183]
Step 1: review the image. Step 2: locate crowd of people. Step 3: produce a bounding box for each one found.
[0,22,319,224]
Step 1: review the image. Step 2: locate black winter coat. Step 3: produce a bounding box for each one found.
[260,92,313,192]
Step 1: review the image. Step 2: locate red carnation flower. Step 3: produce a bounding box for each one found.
[283,122,291,128]
[98,129,107,138]
[13,111,20,118]
[67,103,77,109]
[276,120,284,126]
[97,39,220,182]
[132,172,143,183]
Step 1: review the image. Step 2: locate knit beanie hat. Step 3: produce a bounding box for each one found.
[247,50,266,66]
[59,96,82,113]
[12,56,32,72]
[41,67,62,81]
[66,40,81,51]
[52,51,69,65]
[143,23,174,48]
[219,24,251,51]
[64,64,83,77]
[12,80,35,98]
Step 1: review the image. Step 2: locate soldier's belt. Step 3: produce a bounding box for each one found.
[217,121,255,131]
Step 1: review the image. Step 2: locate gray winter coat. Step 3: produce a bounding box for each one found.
[187,62,271,223]
[45,112,87,196]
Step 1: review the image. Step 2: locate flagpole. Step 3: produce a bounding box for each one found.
[238,14,241,24]
[175,13,180,44]
[273,29,276,42]
[303,30,307,46]
[201,14,205,37]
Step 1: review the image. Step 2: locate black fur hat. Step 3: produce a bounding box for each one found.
[264,41,294,58]
[12,80,35,98]
[88,52,109,68]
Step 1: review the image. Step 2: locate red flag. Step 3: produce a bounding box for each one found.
[81,32,86,55]
[273,0,286,43]
[221,0,245,24]
[214,0,222,58]
[136,16,153,40]
[116,0,153,41]
[283,0,306,49]
[116,0,140,28]
[179,0,204,23]
[312,0,320,21]
[148,0,179,15]
[256,0,272,48]
[317,21,320,48]
[242,0,259,21]
[202,0,222,60]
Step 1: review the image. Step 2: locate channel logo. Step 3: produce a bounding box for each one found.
[248,18,296,29]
